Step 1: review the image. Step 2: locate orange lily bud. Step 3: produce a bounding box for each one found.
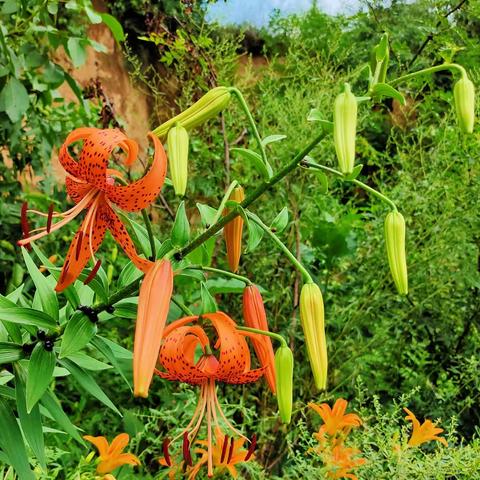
[223,186,245,272]
[300,282,328,390]
[242,285,277,393]
[133,259,173,397]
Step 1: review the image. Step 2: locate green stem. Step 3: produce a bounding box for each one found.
[171,296,194,316]
[211,180,238,225]
[247,211,313,283]
[187,265,252,285]
[303,160,397,211]
[93,131,328,313]
[390,63,466,87]
[236,326,287,348]
[141,209,156,260]
[230,88,272,172]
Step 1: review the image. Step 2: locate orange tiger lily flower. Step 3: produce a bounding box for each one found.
[18,127,167,291]
[84,433,140,475]
[309,398,362,437]
[223,186,245,272]
[242,284,276,393]
[156,312,262,478]
[404,407,448,447]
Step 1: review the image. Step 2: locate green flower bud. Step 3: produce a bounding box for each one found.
[384,210,408,295]
[299,282,327,390]
[171,201,190,248]
[454,75,475,134]
[167,124,189,196]
[333,83,357,174]
[274,344,294,424]
[153,87,231,139]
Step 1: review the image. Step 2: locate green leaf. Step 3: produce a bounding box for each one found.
[344,164,363,181]
[196,203,218,228]
[0,307,57,330]
[307,109,334,132]
[0,343,24,364]
[375,33,389,62]
[2,0,18,14]
[120,214,162,260]
[66,37,87,68]
[59,312,97,359]
[15,371,46,471]
[312,167,329,194]
[100,13,125,42]
[0,399,35,480]
[0,77,30,123]
[230,147,272,180]
[270,207,289,233]
[0,295,22,343]
[85,4,102,23]
[246,216,264,253]
[21,248,59,321]
[261,134,287,146]
[112,298,138,319]
[372,83,405,105]
[200,282,217,314]
[59,358,121,416]
[206,278,246,294]
[26,343,56,413]
[40,390,84,445]
[117,261,142,288]
[90,336,131,390]
[67,352,112,371]
[171,201,191,248]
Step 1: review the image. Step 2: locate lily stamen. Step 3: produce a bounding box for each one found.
[84,259,102,285]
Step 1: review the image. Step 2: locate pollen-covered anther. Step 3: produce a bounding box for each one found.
[220,435,229,463]
[244,434,257,461]
[182,432,193,466]
[162,438,172,467]
[46,203,54,233]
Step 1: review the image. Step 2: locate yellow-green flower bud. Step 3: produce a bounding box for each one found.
[274,344,294,424]
[454,75,475,134]
[384,210,408,295]
[333,83,357,174]
[152,87,231,139]
[167,124,189,196]
[299,282,327,390]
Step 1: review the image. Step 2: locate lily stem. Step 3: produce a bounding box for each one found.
[236,326,288,348]
[211,180,238,226]
[171,296,194,316]
[303,160,397,211]
[246,211,313,284]
[390,62,466,87]
[187,265,252,285]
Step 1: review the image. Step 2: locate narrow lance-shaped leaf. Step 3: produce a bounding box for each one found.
[0,399,35,480]
[171,201,191,247]
[26,342,56,413]
[15,370,46,471]
[200,282,217,314]
[0,343,24,364]
[59,311,97,359]
[0,307,57,330]
[270,207,289,233]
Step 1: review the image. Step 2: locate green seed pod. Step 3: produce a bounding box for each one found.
[333,83,357,174]
[454,75,475,134]
[153,87,231,139]
[299,282,328,390]
[384,210,408,295]
[167,124,189,196]
[274,344,294,424]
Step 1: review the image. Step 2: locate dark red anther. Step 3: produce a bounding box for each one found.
[75,231,84,261]
[220,435,229,463]
[244,434,257,461]
[182,432,192,466]
[20,202,32,251]
[83,259,101,285]
[162,438,171,467]
[46,203,54,233]
[227,436,235,464]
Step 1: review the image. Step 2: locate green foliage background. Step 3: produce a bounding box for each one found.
[0,0,479,478]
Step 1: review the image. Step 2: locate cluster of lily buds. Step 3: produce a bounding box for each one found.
[300,282,328,390]
[384,210,408,295]
[223,185,245,272]
[333,83,358,175]
[454,73,475,134]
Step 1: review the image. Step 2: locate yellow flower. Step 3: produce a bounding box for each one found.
[403,407,448,447]
[309,398,362,437]
[84,433,140,475]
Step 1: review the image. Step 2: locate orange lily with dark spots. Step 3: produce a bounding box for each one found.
[18,127,167,291]
[156,312,262,478]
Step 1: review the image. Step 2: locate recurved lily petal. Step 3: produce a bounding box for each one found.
[59,127,99,177]
[134,259,173,397]
[242,285,276,393]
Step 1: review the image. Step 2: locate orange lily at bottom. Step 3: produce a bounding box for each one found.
[156,312,263,478]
